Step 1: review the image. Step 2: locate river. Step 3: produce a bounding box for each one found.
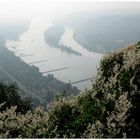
[6,17,102,90]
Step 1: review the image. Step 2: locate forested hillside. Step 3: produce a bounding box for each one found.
[1,42,140,138]
[57,11,140,53]
[0,42,79,106]
[73,15,140,53]
[0,21,29,40]
[44,26,81,55]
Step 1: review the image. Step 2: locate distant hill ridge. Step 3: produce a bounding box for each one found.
[57,11,140,53]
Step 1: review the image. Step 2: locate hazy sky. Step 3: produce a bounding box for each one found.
[0,0,140,23]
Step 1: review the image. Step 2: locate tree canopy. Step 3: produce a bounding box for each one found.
[0,82,32,114]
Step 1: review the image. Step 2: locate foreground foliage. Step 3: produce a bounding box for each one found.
[0,82,32,114]
[47,42,140,138]
[0,46,79,106]
[1,42,140,138]
[0,106,48,138]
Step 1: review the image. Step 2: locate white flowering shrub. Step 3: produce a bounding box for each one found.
[0,105,48,138]
[90,42,140,138]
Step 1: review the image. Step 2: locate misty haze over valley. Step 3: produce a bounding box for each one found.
[1,0,140,104]
[1,1,140,90]
[1,1,140,138]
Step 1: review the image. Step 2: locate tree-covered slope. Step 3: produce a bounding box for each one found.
[57,11,140,53]
[44,26,81,55]
[73,15,140,53]
[0,21,29,40]
[0,44,79,106]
